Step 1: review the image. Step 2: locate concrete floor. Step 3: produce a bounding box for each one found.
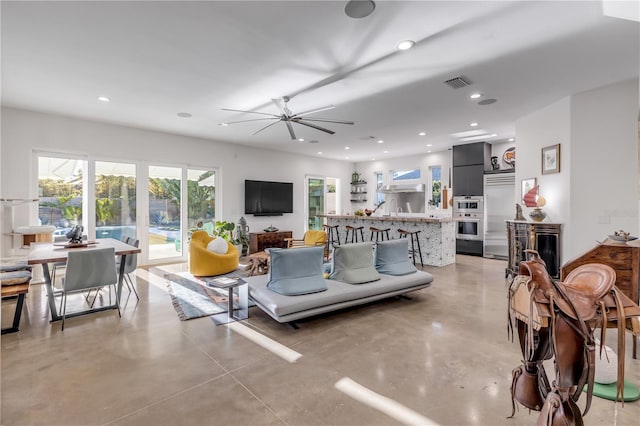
[1,255,639,425]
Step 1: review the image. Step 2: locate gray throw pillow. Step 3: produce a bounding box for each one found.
[266,246,327,296]
[329,242,380,284]
[374,239,417,276]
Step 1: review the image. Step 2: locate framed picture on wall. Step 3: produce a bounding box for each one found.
[542,144,561,174]
[521,178,536,205]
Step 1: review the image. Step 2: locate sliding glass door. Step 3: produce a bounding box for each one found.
[38,155,86,236]
[148,165,182,260]
[95,161,136,241]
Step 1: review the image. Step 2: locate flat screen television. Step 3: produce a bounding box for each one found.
[244,180,293,216]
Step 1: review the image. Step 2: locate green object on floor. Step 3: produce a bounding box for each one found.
[584,381,640,402]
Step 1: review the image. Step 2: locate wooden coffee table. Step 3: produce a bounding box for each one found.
[248,251,269,276]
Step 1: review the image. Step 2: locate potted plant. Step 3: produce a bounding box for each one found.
[214,220,243,257]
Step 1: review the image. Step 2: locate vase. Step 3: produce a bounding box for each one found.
[529,208,547,222]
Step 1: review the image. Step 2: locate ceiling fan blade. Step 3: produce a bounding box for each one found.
[223,118,280,125]
[292,105,335,118]
[284,120,297,140]
[221,108,279,118]
[252,119,282,135]
[294,117,354,125]
[271,98,289,117]
[292,119,335,135]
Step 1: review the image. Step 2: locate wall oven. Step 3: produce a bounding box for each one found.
[453,196,485,241]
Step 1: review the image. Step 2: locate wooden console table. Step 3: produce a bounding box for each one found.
[249,231,292,254]
[561,238,640,359]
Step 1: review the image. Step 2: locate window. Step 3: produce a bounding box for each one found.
[148,165,182,260]
[429,166,442,207]
[38,156,86,235]
[187,169,216,230]
[375,172,384,205]
[95,161,136,240]
[391,169,421,181]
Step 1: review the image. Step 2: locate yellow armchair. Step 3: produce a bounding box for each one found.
[285,230,329,260]
[189,230,239,277]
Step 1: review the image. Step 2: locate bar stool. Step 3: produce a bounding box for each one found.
[345,225,365,243]
[323,224,341,246]
[369,226,391,242]
[397,228,424,267]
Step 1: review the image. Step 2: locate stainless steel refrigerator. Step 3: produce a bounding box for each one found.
[483,173,515,259]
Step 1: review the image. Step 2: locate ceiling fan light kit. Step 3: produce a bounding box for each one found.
[221,97,354,140]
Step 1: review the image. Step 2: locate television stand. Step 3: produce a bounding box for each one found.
[249,231,292,254]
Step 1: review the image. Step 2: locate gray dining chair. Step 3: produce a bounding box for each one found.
[120,237,140,301]
[61,247,119,330]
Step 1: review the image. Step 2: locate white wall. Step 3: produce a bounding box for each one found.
[1,107,353,256]
[569,79,639,257]
[355,150,453,215]
[515,79,638,261]
[490,141,516,171]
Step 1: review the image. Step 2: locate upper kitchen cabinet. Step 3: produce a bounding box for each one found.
[452,142,491,167]
[452,142,491,196]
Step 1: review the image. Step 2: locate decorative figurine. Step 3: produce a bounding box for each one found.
[514,204,525,221]
[491,156,500,170]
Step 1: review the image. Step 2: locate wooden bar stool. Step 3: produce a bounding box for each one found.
[345,225,365,243]
[369,226,391,242]
[323,224,341,246]
[397,229,424,267]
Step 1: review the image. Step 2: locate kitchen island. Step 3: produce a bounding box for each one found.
[319,214,456,267]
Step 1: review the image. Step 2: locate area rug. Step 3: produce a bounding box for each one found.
[165,270,249,321]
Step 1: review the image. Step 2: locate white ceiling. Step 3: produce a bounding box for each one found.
[2,1,638,162]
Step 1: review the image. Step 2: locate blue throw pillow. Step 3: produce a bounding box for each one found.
[266,246,328,296]
[329,242,380,284]
[374,239,417,276]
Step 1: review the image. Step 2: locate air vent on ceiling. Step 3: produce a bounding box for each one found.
[444,76,471,89]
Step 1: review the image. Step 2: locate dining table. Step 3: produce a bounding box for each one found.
[27,238,141,322]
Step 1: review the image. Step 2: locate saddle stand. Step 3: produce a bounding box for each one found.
[507,250,640,425]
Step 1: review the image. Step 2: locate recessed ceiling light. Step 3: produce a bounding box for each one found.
[345,156,350,159]
[371,158,376,161]
[426,144,433,147]
[427,150,432,153]
[489,133,497,137]
[97,96,110,102]
[377,140,384,144]
[177,112,192,118]
[397,40,415,50]
[298,138,304,142]
[470,93,482,99]
[418,132,426,136]
[508,138,515,142]
[219,123,229,126]
[317,151,323,155]
[470,122,478,127]
[383,150,389,154]
[345,146,350,150]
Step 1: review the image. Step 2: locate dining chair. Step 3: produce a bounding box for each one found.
[61,247,119,330]
[121,237,140,300]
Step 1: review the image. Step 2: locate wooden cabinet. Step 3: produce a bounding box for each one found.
[561,239,639,305]
[506,220,562,278]
[350,181,367,203]
[249,231,292,254]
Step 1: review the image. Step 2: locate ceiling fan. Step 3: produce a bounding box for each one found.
[220,96,354,140]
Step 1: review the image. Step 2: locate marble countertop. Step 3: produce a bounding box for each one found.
[319,214,456,223]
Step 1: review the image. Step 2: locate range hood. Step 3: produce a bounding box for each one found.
[377,183,425,193]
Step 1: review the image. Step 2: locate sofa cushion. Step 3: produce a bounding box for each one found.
[267,246,327,296]
[329,242,380,284]
[206,237,229,254]
[375,239,417,276]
